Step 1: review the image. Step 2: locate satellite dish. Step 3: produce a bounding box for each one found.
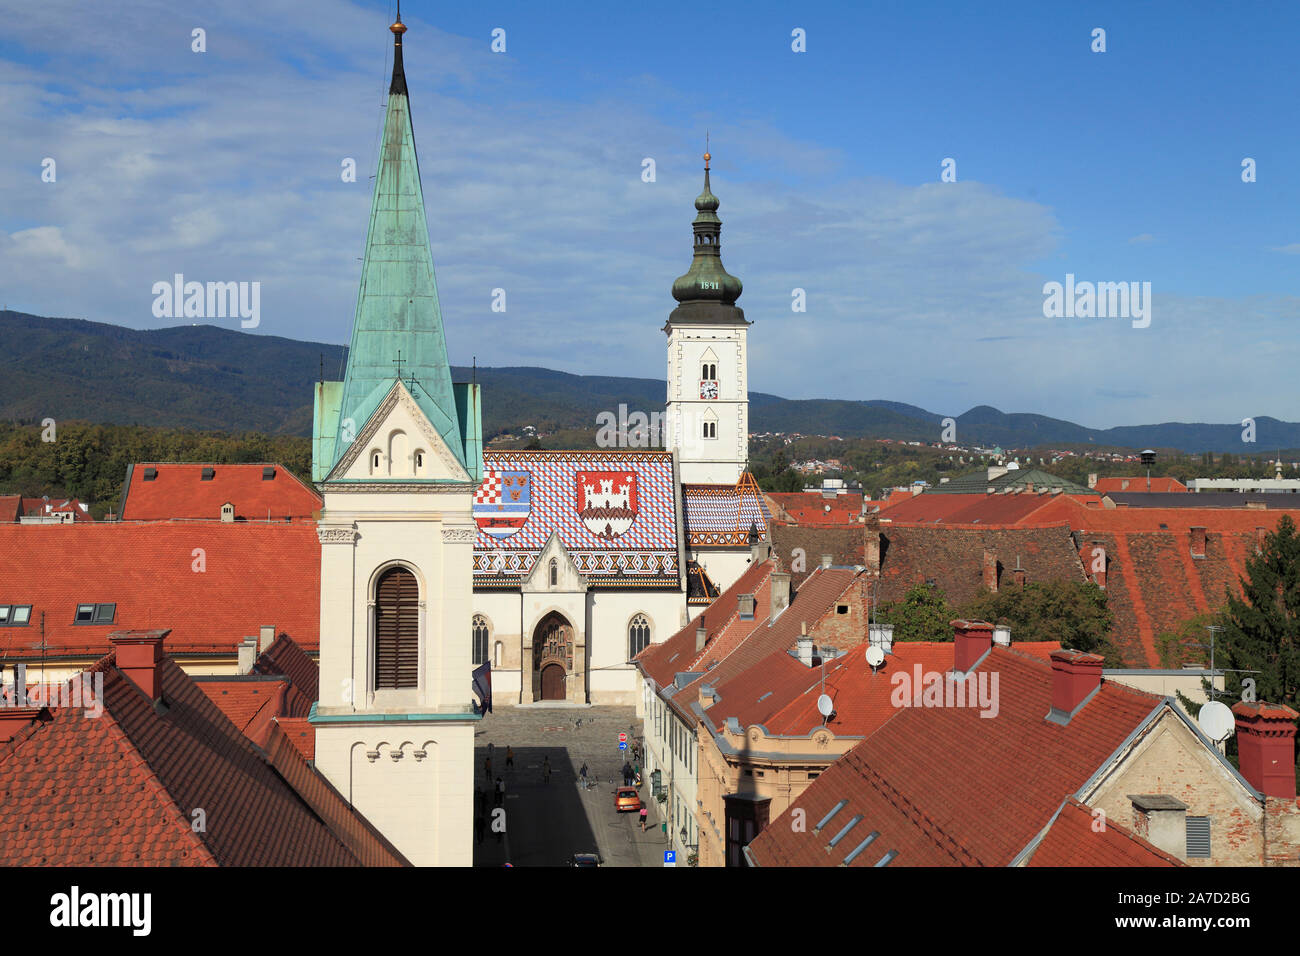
[1198,700,1235,742]
[865,645,885,668]
[816,694,834,717]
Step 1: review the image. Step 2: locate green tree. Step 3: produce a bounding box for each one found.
[958,579,1122,666]
[879,584,956,642]
[1217,514,1300,713]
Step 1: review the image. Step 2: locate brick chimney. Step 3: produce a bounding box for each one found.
[1128,795,1187,859]
[1232,701,1298,799]
[110,629,169,703]
[951,620,993,673]
[1047,649,1104,723]
[750,539,771,564]
[796,622,813,667]
[1190,526,1207,557]
[864,519,882,575]
[1256,527,1267,554]
[983,550,998,593]
[770,572,791,614]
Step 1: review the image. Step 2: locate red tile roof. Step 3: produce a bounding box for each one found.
[879,493,1063,526]
[636,557,775,689]
[747,647,1163,867]
[1094,477,1188,494]
[1026,798,1182,866]
[765,492,864,527]
[275,716,316,761]
[119,463,321,522]
[0,647,402,865]
[669,567,862,723]
[0,523,319,659]
[0,497,20,522]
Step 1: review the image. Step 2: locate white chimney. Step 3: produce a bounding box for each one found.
[237,638,258,675]
[993,625,1011,646]
[796,622,813,667]
[869,623,894,653]
[259,625,276,652]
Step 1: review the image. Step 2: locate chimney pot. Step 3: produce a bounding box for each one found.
[951,620,993,672]
[259,625,276,652]
[992,625,1011,646]
[770,572,791,614]
[110,629,169,702]
[695,626,707,653]
[1047,649,1105,721]
[820,553,833,569]
[1232,701,1299,799]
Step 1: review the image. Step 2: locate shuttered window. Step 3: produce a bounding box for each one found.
[375,567,419,689]
[1186,816,1211,858]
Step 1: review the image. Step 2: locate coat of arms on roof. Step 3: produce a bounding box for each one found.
[576,471,638,539]
[474,469,532,538]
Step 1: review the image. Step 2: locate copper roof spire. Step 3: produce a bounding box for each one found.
[389,2,408,96]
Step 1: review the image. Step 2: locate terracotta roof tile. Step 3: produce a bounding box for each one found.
[120,463,320,522]
[1027,797,1182,866]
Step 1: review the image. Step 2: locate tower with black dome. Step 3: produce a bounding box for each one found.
[664,151,750,485]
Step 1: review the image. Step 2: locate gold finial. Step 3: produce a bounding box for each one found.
[704,131,711,168]
[391,0,406,35]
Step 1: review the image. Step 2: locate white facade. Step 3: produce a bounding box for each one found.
[666,325,749,485]
[313,382,479,866]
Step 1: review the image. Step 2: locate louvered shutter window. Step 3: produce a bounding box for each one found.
[376,567,419,689]
[1186,816,1211,858]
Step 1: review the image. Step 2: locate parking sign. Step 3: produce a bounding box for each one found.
[664,851,676,867]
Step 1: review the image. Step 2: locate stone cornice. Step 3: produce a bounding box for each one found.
[317,526,359,544]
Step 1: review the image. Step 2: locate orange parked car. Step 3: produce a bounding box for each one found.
[614,786,642,812]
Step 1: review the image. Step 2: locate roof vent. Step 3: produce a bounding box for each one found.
[142,467,157,481]
[201,467,215,481]
[262,466,275,480]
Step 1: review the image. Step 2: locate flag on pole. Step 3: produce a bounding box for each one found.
[472,661,493,714]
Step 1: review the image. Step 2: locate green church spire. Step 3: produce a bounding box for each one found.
[329,8,467,474]
[668,148,746,327]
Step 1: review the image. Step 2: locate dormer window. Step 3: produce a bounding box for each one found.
[220,502,234,522]
[201,467,215,481]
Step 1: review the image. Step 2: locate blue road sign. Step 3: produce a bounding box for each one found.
[664,850,676,867]
[619,741,627,751]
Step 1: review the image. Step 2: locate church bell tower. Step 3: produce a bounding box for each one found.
[664,151,750,485]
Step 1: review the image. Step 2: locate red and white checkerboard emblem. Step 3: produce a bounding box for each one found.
[575,471,638,539]
[474,469,531,538]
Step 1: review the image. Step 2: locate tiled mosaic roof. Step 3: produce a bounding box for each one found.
[682,472,770,547]
[473,450,680,588]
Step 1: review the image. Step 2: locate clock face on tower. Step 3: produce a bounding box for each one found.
[699,380,719,400]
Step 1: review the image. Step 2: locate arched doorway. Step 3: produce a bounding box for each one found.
[533,611,572,701]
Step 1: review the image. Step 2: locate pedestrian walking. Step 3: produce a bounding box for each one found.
[542,755,551,784]
[639,805,648,832]
[622,761,633,786]
[579,761,588,789]
[495,776,505,806]
[506,746,515,770]
[484,756,492,781]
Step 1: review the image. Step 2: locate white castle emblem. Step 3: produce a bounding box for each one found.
[576,471,638,539]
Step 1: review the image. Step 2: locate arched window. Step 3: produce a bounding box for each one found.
[494,641,503,667]
[473,613,491,665]
[703,419,717,439]
[472,614,490,665]
[375,567,419,689]
[549,558,558,587]
[629,613,651,658]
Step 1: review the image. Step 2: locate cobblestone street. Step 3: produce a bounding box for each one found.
[472,705,670,867]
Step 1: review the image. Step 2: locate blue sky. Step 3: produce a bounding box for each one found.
[1,0,1297,428]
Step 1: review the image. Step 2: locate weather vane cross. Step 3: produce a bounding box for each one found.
[393,350,403,380]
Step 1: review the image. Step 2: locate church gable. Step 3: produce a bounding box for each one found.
[329,380,471,483]
[521,533,588,593]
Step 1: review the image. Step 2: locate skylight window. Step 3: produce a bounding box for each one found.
[74,603,116,625]
[842,830,880,866]
[0,605,32,626]
[815,799,848,833]
[828,814,865,849]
